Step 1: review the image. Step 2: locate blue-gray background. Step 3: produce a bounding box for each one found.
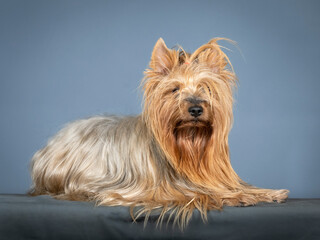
[1,0,319,197]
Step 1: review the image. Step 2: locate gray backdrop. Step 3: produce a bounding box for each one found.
[0,0,319,198]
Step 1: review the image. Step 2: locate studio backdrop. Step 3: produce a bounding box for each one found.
[0,0,319,198]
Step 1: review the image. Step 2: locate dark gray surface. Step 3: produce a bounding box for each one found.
[0,195,319,239]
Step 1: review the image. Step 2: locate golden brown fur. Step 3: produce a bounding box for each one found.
[29,38,289,229]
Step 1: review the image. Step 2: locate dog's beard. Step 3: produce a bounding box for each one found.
[172,120,213,178]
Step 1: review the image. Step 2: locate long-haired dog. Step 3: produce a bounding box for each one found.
[29,38,289,228]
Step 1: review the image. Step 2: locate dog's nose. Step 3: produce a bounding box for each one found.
[188,106,203,117]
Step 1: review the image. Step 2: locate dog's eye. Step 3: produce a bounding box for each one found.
[172,87,180,93]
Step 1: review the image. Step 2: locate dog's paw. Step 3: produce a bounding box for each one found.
[271,189,289,203]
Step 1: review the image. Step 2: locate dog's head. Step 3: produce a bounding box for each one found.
[142,38,236,180]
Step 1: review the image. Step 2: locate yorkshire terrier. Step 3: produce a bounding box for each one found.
[29,38,289,228]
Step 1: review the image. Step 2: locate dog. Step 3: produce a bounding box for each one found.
[29,38,289,228]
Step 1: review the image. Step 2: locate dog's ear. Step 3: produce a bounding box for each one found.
[150,38,177,74]
[193,40,229,74]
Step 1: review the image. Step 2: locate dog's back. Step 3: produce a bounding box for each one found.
[29,115,155,201]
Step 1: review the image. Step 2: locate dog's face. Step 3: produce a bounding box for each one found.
[143,38,236,178]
